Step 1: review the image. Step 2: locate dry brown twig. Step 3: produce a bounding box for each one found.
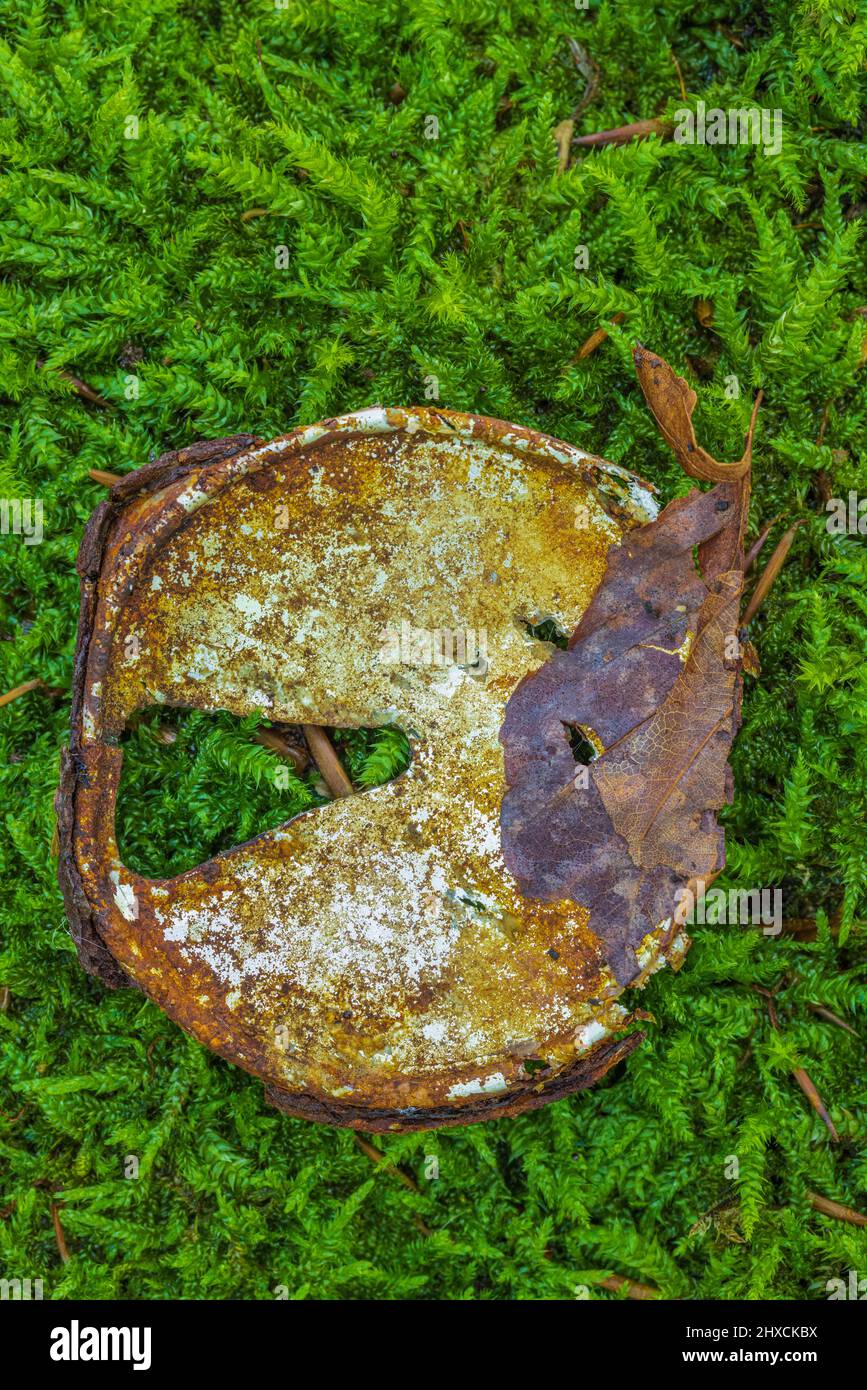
[50,1202,71,1263]
[598,1274,662,1300]
[572,118,670,149]
[0,678,44,709]
[744,515,784,573]
[807,1002,859,1038]
[808,1191,867,1226]
[38,361,111,408]
[302,724,354,798]
[792,1067,841,1142]
[742,521,806,626]
[353,1134,433,1237]
[554,39,600,173]
[570,312,626,363]
[253,727,309,773]
[755,983,840,1142]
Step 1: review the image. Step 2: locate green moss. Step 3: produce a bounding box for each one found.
[0,0,865,1301]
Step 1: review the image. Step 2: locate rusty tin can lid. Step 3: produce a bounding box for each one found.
[58,408,679,1131]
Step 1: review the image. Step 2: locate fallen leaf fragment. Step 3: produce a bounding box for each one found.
[501,348,758,985]
[695,297,714,328]
[39,363,111,408]
[633,348,759,484]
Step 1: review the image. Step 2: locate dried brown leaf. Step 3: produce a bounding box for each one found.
[695,298,714,328]
[500,349,754,985]
[633,348,759,483]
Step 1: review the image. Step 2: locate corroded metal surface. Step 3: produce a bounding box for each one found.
[58,409,683,1131]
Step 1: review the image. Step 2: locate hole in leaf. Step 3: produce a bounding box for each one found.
[115,708,411,879]
[565,723,599,765]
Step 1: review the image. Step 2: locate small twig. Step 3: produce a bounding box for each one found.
[598,1274,661,1300]
[0,986,10,1012]
[755,983,840,1141]
[572,118,670,149]
[670,51,687,102]
[744,515,783,573]
[353,1134,433,1237]
[61,372,110,406]
[735,1015,759,1071]
[253,727,310,773]
[353,1133,420,1193]
[753,984,782,1031]
[88,468,122,487]
[743,387,764,457]
[302,725,354,798]
[780,903,843,941]
[735,1042,753,1071]
[742,520,805,627]
[808,1191,867,1226]
[241,207,271,222]
[556,37,601,166]
[39,362,111,408]
[0,678,43,709]
[814,469,833,505]
[792,1068,840,1141]
[807,1002,859,1037]
[50,1202,71,1263]
[567,39,600,119]
[716,23,746,50]
[570,312,626,363]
